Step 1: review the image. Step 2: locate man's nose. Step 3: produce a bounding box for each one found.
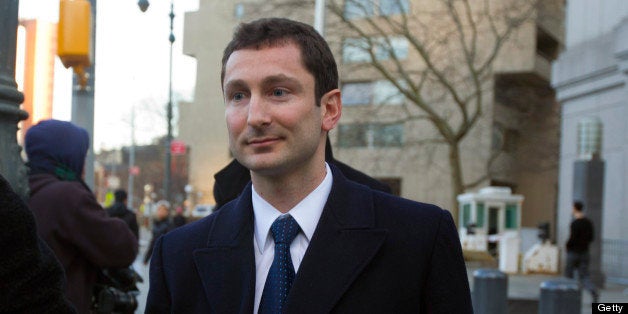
[247,95,271,127]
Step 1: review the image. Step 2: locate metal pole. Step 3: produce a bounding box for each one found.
[472,268,508,314]
[164,1,174,202]
[72,0,97,189]
[539,278,581,314]
[0,0,29,198]
[128,105,136,209]
[314,0,325,35]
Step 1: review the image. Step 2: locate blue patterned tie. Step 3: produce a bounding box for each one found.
[259,215,301,314]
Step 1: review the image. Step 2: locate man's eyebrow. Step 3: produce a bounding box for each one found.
[261,74,302,90]
[223,79,247,92]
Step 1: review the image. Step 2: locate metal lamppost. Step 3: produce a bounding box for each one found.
[0,0,29,197]
[138,0,175,202]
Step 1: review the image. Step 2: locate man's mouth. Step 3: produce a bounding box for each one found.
[247,137,281,146]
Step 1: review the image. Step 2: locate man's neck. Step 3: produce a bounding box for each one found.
[251,162,327,213]
[574,212,585,219]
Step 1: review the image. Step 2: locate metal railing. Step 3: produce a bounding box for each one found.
[602,239,628,284]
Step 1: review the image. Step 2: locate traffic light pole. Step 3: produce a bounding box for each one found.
[136,0,175,203]
[71,0,96,189]
[0,0,29,197]
[164,1,175,203]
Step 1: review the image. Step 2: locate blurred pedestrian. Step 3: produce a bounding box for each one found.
[25,119,138,313]
[106,189,140,239]
[172,206,187,228]
[565,200,599,302]
[0,174,76,313]
[143,200,173,264]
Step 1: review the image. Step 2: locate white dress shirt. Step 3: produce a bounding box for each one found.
[252,163,333,313]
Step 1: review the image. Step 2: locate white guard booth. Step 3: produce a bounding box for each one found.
[457,187,524,273]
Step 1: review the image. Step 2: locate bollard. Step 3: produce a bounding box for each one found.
[538,278,581,314]
[473,268,508,314]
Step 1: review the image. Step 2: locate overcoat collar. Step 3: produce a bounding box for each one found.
[193,165,388,313]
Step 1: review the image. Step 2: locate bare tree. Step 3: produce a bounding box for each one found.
[238,0,559,225]
[323,0,550,224]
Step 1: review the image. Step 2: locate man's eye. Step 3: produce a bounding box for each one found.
[233,92,244,101]
[272,89,286,97]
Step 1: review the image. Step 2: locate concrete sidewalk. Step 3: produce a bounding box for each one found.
[467,265,628,314]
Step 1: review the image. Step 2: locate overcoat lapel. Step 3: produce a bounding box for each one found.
[286,166,388,313]
[192,184,256,314]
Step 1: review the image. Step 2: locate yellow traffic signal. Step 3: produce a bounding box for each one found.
[57,0,92,87]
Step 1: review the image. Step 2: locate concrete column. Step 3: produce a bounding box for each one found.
[573,158,605,288]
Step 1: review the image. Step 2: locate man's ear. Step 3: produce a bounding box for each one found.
[320,89,342,132]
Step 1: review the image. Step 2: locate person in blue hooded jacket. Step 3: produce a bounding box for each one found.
[25,119,138,314]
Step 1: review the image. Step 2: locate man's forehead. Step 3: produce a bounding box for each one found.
[229,40,300,59]
[244,37,295,51]
[223,43,306,85]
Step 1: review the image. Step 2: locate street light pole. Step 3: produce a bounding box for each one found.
[314,0,326,35]
[165,1,175,203]
[72,0,97,189]
[138,0,175,202]
[0,0,29,197]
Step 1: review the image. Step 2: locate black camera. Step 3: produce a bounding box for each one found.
[92,267,143,314]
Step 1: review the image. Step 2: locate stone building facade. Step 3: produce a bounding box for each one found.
[552,0,628,282]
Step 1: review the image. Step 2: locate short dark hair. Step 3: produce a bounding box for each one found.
[114,189,127,203]
[221,18,338,105]
[573,201,584,212]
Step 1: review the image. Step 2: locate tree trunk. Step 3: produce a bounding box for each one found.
[448,142,465,227]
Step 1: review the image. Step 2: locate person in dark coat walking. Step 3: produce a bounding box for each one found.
[0,174,76,313]
[106,189,140,239]
[143,201,174,264]
[565,200,599,302]
[172,206,187,228]
[25,119,138,313]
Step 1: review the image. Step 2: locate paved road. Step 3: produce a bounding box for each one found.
[134,227,151,314]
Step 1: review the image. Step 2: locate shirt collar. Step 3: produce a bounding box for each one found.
[252,163,333,253]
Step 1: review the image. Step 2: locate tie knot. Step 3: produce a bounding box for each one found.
[270,215,300,244]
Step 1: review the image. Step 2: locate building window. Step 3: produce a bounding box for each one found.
[380,0,410,16]
[338,124,368,147]
[342,80,406,106]
[373,80,405,105]
[344,0,409,19]
[343,37,408,63]
[342,82,372,105]
[376,37,408,61]
[476,203,485,228]
[344,0,375,19]
[338,123,404,148]
[536,26,559,61]
[373,123,403,147]
[505,203,518,229]
[462,203,471,227]
[342,38,371,63]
